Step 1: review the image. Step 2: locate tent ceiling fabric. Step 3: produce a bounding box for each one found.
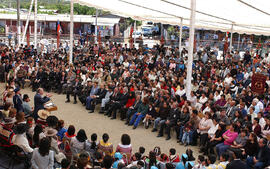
[75,0,270,35]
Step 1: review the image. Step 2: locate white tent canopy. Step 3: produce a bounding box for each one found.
[75,0,270,35]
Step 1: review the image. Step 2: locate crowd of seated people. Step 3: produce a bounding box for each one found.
[0,40,270,168]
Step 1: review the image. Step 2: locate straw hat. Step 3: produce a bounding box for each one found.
[44,128,57,137]
[38,109,50,120]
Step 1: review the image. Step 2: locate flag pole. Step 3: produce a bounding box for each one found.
[69,0,74,64]
[186,0,196,99]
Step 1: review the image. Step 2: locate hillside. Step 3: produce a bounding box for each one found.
[0,0,109,16]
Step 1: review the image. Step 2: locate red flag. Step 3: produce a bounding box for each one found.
[129,26,134,48]
[224,32,229,53]
[57,20,62,49]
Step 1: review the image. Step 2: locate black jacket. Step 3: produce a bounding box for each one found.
[226,160,247,169]
[167,108,180,124]
[257,145,270,166]
[158,106,170,120]
[178,112,190,125]
[97,88,107,100]
[119,93,129,106]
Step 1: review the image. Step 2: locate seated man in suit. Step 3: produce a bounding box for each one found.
[110,87,129,119]
[86,82,99,110]
[89,83,107,113]
[246,138,270,169]
[33,88,52,120]
[99,87,113,114]
[65,78,82,104]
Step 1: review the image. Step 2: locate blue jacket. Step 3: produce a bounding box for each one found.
[13,94,23,112]
[34,93,50,117]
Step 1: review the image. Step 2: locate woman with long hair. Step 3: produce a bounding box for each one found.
[31,137,54,169]
[70,129,88,154]
[116,134,132,164]
[33,124,45,147]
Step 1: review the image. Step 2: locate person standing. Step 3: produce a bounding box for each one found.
[33,88,51,120]
[13,87,23,113]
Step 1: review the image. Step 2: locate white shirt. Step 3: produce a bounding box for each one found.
[199,96,208,104]
[259,118,266,129]
[214,94,221,102]
[176,89,186,97]
[12,134,33,153]
[203,106,211,115]
[31,148,54,169]
[257,101,264,111]
[208,124,219,138]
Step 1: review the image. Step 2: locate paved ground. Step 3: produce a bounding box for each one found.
[1,83,199,158]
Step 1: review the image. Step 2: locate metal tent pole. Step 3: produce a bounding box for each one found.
[179,18,183,57]
[34,0,37,48]
[134,20,136,47]
[229,24,234,53]
[186,0,196,99]
[69,0,74,64]
[21,0,34,45]
[95,9,98,43]
[17,0,21,45]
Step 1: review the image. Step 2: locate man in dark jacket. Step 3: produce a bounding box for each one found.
[175,108,190,142]
[13,88,23,113]
[156,102,170,137]
[226,150,247,169]
[158,102,179,140]
[110,87,129,119]
[246,138,270,169]
[89,84,107,113]
[33,88,51,120]
[66,78,82,104]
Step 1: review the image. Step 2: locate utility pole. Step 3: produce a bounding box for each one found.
[17,0,21,46]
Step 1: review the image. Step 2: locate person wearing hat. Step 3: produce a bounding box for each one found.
[36,109,50,127]
[45,128,66,163]
[22,94,33,117]
[12,123,33,153]
[0,117,15,147]
[13,87,23,113]
[33,88,51,120]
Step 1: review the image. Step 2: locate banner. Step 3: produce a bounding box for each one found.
[251,73,266,94]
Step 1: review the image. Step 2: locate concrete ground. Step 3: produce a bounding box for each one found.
[1,83,199,158]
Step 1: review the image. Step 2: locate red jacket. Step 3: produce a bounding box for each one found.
[126,98,135,108]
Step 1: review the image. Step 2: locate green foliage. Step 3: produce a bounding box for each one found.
[0,0,109,15]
